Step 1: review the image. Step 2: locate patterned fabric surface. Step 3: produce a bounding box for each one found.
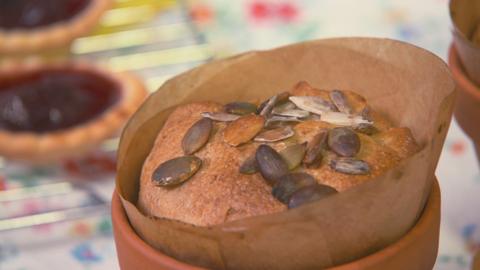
[1,0,479,270]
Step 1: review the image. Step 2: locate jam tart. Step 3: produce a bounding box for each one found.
[0,59,147,162]
[0,0,112,53]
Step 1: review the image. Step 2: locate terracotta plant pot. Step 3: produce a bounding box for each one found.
[448,45,480,161]
[473,250,480,270]
[112,179,441,270]
[449,0,480,86]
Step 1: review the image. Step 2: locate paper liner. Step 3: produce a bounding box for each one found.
[116,38,456,269]
[450,0,480,86]
[448,46,480,163]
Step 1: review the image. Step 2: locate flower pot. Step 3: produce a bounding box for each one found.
[113,38,453,269]
[449,0,480,86]
[473,250,480,270]
[112,179,440,270]
[448,45,480,162]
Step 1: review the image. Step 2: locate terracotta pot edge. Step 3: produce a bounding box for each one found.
[112,179,440,270]
[448,45,480,100]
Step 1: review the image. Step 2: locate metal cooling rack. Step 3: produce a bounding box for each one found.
[0,0,211,233]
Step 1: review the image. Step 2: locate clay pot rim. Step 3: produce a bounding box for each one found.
[449,0,480,52]
[448,45,480,100]
[112,191,203,269]
[111,179,440,269]
[331,179,440,269]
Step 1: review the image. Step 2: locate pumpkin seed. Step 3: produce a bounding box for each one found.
[272,172,317,204]
[279,142,307,170]
[256,144,289,184]
[328,127,360,157]
[303,131,328,168]
[273,108,310,118]
[239,155,258,174]
[360,107,373,122]
[223,114,265,146]
[289,96,336,115]
[225,102,258,115]
[272,101,296,112]
[330,90,353,114]
[288,184,338,209]
[329,157,370,175]
[259,95,278,116]
[265,115,301,128]
[182,118,212,155]
[254,126,295,143]
[257,100,268,115]
[258,92,290,116]
[305,114,321,121]
[276,91,291,104]
[201,112,240,122]
[320,111,371,126]
[152,156,202,186]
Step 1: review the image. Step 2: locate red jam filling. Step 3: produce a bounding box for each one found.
[0,0,91,30]
[0,69,120,133]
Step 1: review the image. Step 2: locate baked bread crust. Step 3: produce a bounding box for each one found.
[0,59,147,162]
[138,82,418,226]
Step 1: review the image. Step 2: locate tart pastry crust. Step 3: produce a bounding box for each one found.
[0,0,112,53]
[0,59,147,162]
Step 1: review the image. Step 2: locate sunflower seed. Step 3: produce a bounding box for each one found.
[288,184,338,209]
[330,157,370,175]
[319,112,372,126]
[224,102,258,115]
[239,155,258,174]
[272,173,317,204]
[328,127,360,157]
[254,126,295,143]
[256,144,289,184]
[330,90,353,114]
[354,123,378,135]
[182,118,212,155]
[152,156,202,186]
[303,131,328,168]
[289,96,336,115]
[223,114,265,146]
[279,142,307,170]
[201,112,240,122]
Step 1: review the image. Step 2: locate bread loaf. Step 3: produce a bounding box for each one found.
[138,81,419,226]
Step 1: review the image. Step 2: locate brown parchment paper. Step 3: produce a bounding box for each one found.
[116,38,456,269]
[450,0,480,85]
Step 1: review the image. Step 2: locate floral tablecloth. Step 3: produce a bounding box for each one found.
[1,0,479,269]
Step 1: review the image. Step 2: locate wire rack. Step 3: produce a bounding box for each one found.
[0,0,210,235]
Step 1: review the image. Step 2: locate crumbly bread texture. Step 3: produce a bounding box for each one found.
[138,82,419,226]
